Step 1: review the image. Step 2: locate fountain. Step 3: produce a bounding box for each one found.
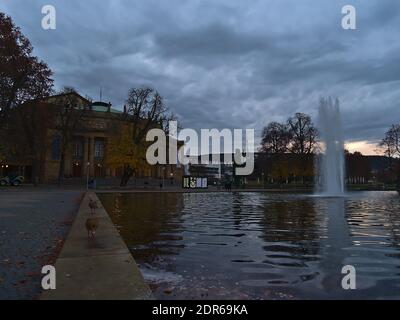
[316,97,345,197]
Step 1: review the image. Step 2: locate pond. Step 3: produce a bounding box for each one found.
[98,191,400,300]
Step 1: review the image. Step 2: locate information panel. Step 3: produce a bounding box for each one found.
[182,176,208,189]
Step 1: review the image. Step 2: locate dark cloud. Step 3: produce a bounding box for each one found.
[1,0,400,152]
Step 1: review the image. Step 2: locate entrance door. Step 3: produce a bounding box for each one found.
[94,165,104,178]
[72,163,82,177]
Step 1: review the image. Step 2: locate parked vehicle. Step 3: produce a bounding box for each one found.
[0,175,25,186]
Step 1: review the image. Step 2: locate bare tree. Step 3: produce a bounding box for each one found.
[119,87,175,186]
[287,113,318,155]
[53,87,89,186]
[380,125,400,158]
[260,122,290,154]
[380,124,400,188]
[16,100,56,185]
[287,113,318,183]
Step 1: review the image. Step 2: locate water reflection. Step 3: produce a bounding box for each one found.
[98,191,400,299]
[257,195,321,291]
[99,193,185,260]
[318,198,351,296]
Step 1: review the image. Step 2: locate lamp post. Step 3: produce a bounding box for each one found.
[162,167,166,188]
[261,171,265,188]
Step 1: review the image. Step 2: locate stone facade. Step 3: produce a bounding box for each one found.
[1,92,183,184]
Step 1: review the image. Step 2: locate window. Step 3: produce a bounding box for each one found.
[73,140,83,158]
[94,140,104,159]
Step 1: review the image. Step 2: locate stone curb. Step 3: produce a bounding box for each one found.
[40,191,153,300]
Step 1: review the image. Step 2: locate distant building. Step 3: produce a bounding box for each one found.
[0,92,183,184]
[185,154,236,184]
[189,164,220,178]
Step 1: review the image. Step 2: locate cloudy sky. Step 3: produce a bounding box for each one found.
[1,0,400,154]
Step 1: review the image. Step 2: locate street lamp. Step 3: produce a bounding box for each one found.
[261,171,265,187]
[162,167,166,187]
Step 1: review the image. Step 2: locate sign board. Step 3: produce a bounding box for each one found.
[182,176,208,189]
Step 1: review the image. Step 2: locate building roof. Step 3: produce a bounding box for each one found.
[91,101,123,114]
[45,93,123,114]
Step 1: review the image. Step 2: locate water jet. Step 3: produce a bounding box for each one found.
[315,97,345,197]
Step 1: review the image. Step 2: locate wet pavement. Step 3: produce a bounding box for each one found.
[0,189,82,300]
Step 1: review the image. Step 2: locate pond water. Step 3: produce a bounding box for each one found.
[98,191,400,300]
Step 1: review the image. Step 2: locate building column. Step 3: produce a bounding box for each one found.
[64,148,72,177]
[83,137,89,175]
[89,136,95,176]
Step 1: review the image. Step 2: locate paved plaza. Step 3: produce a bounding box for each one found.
[0,189,82,299]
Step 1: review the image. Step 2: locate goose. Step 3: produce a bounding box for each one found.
[88,197,99,214]
[85,217,100,239]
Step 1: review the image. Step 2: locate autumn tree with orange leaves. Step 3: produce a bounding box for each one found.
[0,12,54,184]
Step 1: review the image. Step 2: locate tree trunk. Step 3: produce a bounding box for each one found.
[31,158,40,187]
[120,165,134,187]
[57,151,66,187]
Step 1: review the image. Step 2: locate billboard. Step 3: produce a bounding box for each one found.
[182,176,208,189]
